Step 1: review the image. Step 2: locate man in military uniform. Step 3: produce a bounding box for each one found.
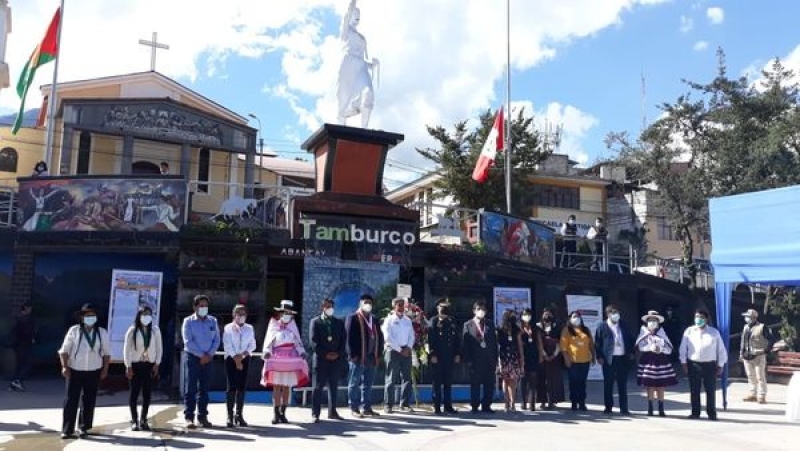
[560,214,578,268]
[310,298,347,423]
[427,298,461,415]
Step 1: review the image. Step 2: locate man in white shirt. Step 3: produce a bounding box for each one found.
[679,309,728,421]
[381,297,415,413]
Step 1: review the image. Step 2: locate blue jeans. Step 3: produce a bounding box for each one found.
[183,354,212,420]
[347,360,376,411]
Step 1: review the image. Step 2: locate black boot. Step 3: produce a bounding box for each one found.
[235,391,248,427]
[647,400,654,416]
[272,406,281,425]
[658,401,666,417]
[226,392,235,428]
[279,405,289,424]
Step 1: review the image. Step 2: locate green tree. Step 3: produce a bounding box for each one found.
[416,108,548,215]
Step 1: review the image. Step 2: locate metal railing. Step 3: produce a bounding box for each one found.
[0,186,19,229]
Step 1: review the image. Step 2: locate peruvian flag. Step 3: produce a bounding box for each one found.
[471,106,504,183]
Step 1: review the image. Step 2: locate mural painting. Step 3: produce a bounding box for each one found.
[480,211,555,268]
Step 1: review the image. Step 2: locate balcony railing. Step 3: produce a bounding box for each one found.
[0,186,19,229]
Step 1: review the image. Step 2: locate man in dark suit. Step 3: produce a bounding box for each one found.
[428,298,461,415]
[594,304,636,415]
[345,294,384,418]
[310,298,347,423]
[462,300,498,414]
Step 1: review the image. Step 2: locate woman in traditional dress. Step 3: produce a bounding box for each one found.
[261,300,309,424]
[636,310,678,417]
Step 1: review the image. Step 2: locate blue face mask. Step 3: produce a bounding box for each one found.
[610,313,620,323]
[695,317,706,327]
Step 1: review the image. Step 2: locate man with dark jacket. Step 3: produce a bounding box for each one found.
[428,298,461,414]
[309,298,347,423]
[345,294,384,418]
[594,304,636,415]
[9,302,36,392]
[462,300,498,414]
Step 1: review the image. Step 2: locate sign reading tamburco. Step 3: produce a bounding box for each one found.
[299,218,417,245]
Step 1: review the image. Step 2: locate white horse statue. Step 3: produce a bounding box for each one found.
[217,196,257,219]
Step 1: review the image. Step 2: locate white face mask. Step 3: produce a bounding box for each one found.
[83,316,97,327]
[197,306,209,317]
[568,219,575,224]
[234,314,246,325]
[281,314,293,324]
[521,315,532,323]
[361,303,373,314]
[744,317,753,325]
[610,313,620,323]
[324,307,335,317]
[570,317,581,326]
[475,310,486,319]
[140,315,153,326]
[647,321,659,331]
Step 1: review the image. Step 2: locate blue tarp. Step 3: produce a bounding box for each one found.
[709,184,800,408]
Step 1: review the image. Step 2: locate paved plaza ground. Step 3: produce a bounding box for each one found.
[0,378,796,451]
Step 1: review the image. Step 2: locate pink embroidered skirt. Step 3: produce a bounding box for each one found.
[261,345,309,388]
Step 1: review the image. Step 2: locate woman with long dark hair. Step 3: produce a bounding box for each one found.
[560,311,595,411]
[123,305,163,431]
[520,308,543,411]
[497,309,524,412]
[536,308,565,409]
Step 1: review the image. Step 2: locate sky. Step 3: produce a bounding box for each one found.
[0,0,798,190]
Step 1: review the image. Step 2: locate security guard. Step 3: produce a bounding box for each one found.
[427,298,461,414]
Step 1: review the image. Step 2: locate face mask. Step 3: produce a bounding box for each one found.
[570,317,581,326]
[324,307,335,317]
[610,313,620,323]
[361,303,373,314]
[543,315,552,322]
[396,306,406,314]
[695,317,706,327]
[281,314,293,324]
[475,310,486,319]
[140,315,153,326]
[568,219,575,225]
[522,315,532,323]
[438,308,450,317]
[744,317,753,325]
[234,314,246,325]
[647,321,659,331]
[83,316,97,327]
[197,307,209,317]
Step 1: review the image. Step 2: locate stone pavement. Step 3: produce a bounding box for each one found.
[0,378,796,451]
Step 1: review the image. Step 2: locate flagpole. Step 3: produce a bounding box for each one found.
[504,0,512,214]
[44,0,65,173]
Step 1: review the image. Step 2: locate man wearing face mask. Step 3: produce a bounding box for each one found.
[586,217,608,271]
[381,297,416,414]
[58,303,111,439]
[427,298,461,415]
[345,294,384,418]
[181,295,220,429]
[222,304,256,428]
[679,309,728,420]
[739,309,774,404]
[310,298,347,423]
[462,300,499,414]
[594,304,636,415]
[560,214,578,268]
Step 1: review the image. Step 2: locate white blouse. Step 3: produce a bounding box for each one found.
[123,325,163,367]
[223,322,257,358]
[58,325,111,371]
[263,319,304,355]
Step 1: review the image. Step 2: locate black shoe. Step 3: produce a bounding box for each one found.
[328,411,343,420]
[708,415,718,421]
[571,402,578,411]
[140,420,151,431]
[78,429,88,439]
[272,406,281,424]
[603,408,613,414]
[579,403,588,412]
[226,416,235,428]
[312,415,320,423]
[383,405,394,414]
[197,417,212,428]
[363,408,381,417]
[444,407,458,414]
[61,432,75,440]
[481,408,495,414]
[547,403,556,410]
[686,414,700,420]
[235,415,248,427]
[540,403,547,410]
[131,420,140,431]
[434,407,443,415]
[620,410,632,416]
[351,409,364,419]
[658,402,666,417]
[279,406,289,424]
[185,418,196,429]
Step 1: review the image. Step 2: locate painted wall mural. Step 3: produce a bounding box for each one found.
[480,211,555,268]
[17,177,187,232]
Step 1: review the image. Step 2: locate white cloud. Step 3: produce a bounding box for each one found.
[747,44,800,90]
[693,41,709,51]
[511,100,598,166]
[706,6,724,25]
[679,15,694,33]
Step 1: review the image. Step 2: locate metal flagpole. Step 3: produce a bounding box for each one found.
[44,0,65,172]
[504,0,512,214]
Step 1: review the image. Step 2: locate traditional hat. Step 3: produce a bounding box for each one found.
[641,310,665,323]
[274,299,297,314]
[742,308,759,319]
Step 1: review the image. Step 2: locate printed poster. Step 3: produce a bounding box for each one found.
[566,294,603,380]
[493,287,531,327]
[108,269,163,361]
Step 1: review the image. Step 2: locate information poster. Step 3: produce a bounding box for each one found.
[566,294,603,380]
[493,287,531,327]
[108,269,163,361]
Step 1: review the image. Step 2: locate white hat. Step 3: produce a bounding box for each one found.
[641,310,665,323]
[274,299,297,314]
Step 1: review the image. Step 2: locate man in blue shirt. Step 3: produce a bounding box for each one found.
[182,295,220,429]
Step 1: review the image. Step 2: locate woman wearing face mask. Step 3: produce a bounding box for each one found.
[635,311,677,417]
[261,300,309,424]
[560,311,596,411]
[123,305,163,431]
[222,304,256,428]
[520,308,543,411]
[497,309,524,412]
[536,308,565,409]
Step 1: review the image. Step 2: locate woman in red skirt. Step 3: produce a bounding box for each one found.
[635,310,678,417]
[261,300,309,424]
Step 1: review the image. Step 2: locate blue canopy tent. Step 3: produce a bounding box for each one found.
[709,185,800,408]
